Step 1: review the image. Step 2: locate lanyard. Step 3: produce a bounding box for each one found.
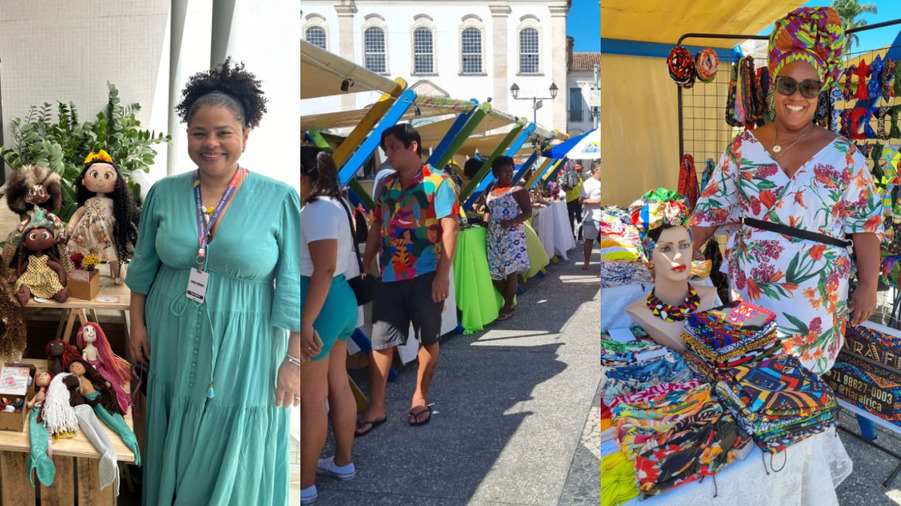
[194,166,246,270]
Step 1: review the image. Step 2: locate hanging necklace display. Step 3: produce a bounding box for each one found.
[646,284,701,322]
[772,122,815,157]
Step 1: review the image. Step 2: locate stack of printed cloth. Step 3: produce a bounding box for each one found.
[715,355,839,453]
[610,379,749,496]
[603,351,693,406]
[681,301,783,382]
[601,330,668,368]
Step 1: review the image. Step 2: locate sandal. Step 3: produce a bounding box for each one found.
[408,406,432,427]
[355,416,387,437]
[496,311,513,322]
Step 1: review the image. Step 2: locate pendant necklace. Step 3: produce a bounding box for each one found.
[772,123,814,158]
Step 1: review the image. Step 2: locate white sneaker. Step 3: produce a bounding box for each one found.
[316,456,357,480]
[300,485,318,505]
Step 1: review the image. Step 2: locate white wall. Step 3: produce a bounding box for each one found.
[301,0,568,131]
[0,1,170,182]
[566,69,598,135]
[0,0,300,193]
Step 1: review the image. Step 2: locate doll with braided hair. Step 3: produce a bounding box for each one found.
[66,150,140,285]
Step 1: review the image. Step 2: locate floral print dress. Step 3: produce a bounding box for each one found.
[67,197,117,261]
[689,131,883,375]
[486,187,530,280]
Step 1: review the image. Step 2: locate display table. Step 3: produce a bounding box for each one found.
[532,201,576,261]
[523,222,550,280]
[453,227,503,334]
[23,277,131,344]
[0,358,135,505]
[620,427,852,506]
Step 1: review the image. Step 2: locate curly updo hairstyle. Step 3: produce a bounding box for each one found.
[175,57,268,129]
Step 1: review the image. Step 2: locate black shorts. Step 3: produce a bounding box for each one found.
[371,271,443,350]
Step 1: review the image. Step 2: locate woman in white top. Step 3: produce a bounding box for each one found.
[300,147,358,504]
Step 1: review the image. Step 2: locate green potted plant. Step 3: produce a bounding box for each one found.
[0,82,170,221]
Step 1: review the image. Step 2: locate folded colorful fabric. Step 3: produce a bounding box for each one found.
[610,379,704,409]
[731,356,834,414]
[604,353,693,405]
[601,451,640,506]
[600,259,652,287]
[602,337,668,367]
[599,208,644,261]
[685,301,777,349]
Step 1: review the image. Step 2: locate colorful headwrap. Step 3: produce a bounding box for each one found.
[768,7,845,89]
[629,188,691,260]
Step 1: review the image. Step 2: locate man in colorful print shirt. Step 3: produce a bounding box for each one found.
[358,123,460,433]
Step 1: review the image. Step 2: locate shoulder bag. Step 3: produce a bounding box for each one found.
[340,199,375,306]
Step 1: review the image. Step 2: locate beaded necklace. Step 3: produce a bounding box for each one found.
[646,284,700,322]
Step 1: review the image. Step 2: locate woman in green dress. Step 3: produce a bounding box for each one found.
[126,58,301,505]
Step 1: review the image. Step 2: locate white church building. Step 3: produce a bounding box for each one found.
[301,0,572,132]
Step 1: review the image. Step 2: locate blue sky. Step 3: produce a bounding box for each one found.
[758,0,901,51]
[567,0,600,52]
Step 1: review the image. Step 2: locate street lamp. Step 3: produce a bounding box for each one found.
[509,82,558,125]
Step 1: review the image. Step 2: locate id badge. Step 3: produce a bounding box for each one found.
[186,268,209,303]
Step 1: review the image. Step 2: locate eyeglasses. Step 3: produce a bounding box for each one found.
[775,76,822,99]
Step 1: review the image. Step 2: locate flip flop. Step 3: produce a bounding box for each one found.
[355,416,387,437]
[496,311,513,322]
[408,406,432,427]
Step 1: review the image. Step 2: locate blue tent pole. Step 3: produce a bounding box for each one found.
[463,123,537,209]
[530,159,564,190]
[426,99,480,167]
[511,150,540,184]
[338,88,417,185]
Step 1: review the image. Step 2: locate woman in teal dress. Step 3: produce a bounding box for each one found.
[126,58,301,505]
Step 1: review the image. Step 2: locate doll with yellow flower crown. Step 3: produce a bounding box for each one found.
[66,151,140,284]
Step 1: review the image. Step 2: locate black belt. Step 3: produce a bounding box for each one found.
[741,217,852,248]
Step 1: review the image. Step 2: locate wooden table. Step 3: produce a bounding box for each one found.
[24,276,131,345]
[0,359,135,505]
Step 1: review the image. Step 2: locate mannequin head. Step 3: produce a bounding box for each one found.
[629,188,692,267]
[649,226,692,283]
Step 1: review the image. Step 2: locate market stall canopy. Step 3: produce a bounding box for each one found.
[600,0,805,48]
[418,108,525,149]
[301,39,398,99]
[301,95,476,132]
[542,129,595,159]
[456,132,535,158]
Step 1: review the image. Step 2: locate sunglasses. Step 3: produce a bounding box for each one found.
[775,76,822,99]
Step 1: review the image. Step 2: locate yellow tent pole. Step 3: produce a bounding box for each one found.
[524,158,553,188]
[332,78,407,166]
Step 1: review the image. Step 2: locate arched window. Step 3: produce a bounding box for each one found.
[413,27,434,74]
[461,28,482,74]
[305,26,327,50]
[519,28,539,74]
[364,27,387,73]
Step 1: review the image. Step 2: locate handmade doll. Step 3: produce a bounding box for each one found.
[77,322,132,414]
[27,371,52,409]
[66,150,140,285]
[47,339,82,375]
[60,370,120,492]
[2,165,68,271]
[8,209,69,306]
[25,371,55,487]
[42,373,79,440]
[68,359,140,466]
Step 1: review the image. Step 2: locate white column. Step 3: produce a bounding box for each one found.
[210,0,301,191]
[489,4,510,112]
[335,1,357,112]
[549,4,569,132]
[167,0,214,177]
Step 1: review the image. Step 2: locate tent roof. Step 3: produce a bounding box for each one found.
[301,95,477,132]
[455,132,533,158]
[601,0,804,48]
[301,40,398,99]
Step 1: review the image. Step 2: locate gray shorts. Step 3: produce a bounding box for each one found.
[582,217,600,241]
[371,271,443,350]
